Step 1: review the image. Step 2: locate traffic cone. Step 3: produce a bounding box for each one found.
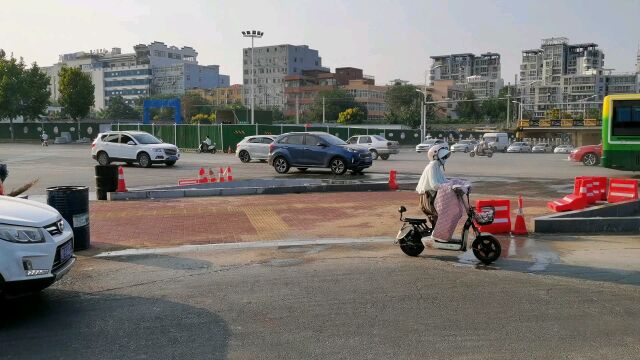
[512,195,528,235]
[389,169,398,190]
[227,146,234,154]
[0,181,4,196]
[117,166,128,192]
[226,166,233,182]
[198,167,208,183]
[218,167,226,183]
[208,168,217,183]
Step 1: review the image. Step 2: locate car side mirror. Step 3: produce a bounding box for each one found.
[398,206,407,213]
[127,141,135,146]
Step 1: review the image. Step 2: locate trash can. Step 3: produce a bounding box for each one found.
[95,165,118,200]
[46,186,90,250]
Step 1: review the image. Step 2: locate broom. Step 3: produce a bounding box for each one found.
[1,163,39,197]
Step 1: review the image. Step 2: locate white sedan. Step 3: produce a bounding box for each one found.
[450,140,478,153]
[554,144,575,154]
[507,142,532,153]
[236,135,277,163]
[416,139,448,153]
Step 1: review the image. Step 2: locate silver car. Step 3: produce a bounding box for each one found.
[553,144,575,154]
[236,135,277,163]
[416,138,448,153]
[507,142,532,153]
[531,143,552,153]
[347,135,400,160]
[450,140,478,153]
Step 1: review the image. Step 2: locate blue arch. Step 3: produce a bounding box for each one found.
[143,99,182,124]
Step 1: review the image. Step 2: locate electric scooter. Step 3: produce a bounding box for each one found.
[395,189,502,264]
[197,142,217,154]
[469,145,493,158]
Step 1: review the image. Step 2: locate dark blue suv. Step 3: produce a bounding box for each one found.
[268,132,373,175]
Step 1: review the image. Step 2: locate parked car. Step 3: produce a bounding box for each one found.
[236,135,276,163]
[531,143,552,153]
[507,142,532,153]
[482,132,509,152]
[0,196,75,297]
[450,140,478,153]
[346,135,399,160]
[553,144,575,154]
[416,138,448,153]
[569,144,602,166]
[91,131,180,167]
[268,132,372,175]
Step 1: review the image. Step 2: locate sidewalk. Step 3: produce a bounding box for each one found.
[88,191,552,251]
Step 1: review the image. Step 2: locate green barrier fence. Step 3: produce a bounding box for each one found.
[1,122,429,148]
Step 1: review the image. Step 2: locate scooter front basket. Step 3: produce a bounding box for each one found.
[474,206,495,225]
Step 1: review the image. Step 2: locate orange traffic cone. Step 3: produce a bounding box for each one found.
[198,167,208,183]
[227,146,234,154]
[226,166,233,181]
[208,168,217,183]
[117,166,128,192]
[218,167,226,183]
[389,169,398,190]
[512,195,528,235]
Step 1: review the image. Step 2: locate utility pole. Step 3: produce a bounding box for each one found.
[322,96,325,123]
[295,95,299,124]
[506,81,511,129]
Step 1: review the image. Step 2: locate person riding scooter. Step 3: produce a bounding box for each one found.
[416,143,470,243]
[199,136,215,153]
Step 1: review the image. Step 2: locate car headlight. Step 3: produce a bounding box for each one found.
[346,148,359,153]
[0,224,45,243]
[154,148,164,153]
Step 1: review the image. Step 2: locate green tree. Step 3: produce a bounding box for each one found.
[58,66,94,119]
[0,52,25,139]
[308,89,365,122]
[100,95,140,120]
[19,63,50,121]
[181,92,211,120]
[585,108,601,119]
[190,113,216,124]
[456,90,480,121]
[337,107,366,124]
[384,84,421,128]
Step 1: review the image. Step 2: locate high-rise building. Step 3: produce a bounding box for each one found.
[243,44,327,109]
[429,52,503,98]
[187,85,244,107]
[43,42,230,110]
[518,37,638,119]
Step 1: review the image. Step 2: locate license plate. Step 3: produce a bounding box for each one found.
[60,241,73,263]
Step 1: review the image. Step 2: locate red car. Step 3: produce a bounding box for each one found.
[569,144,602,166]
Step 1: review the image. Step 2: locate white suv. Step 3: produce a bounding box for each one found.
[346,135,400,160]
[0,196,75,296]
[91,131,180,168]
[236,135,276,163]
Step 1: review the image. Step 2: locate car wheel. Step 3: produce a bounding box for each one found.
[370,150,379,160]
[273,156,290,174]
[297,168,308,172]
[165,161,176,167]
[582,152,599,166]
[97,151,110,166]
[380,154,390,160]
[329,157,347,175]
[138,152,152,168]
[239,150,251,163]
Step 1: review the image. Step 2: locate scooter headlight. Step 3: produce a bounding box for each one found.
[0,224,45,243]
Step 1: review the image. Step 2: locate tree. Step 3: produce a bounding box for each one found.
[190,113,216,124]
[19,63,50,121]
[544,108,572,120]
[58,66,94,121]
[384,84,421,128]
[456,90,480,121]
[585,108,601,119]
[337,107,366,124]
[181,92,211,120]
[0,53,25,139]
[99,95,140,120]
[308,89,365,122]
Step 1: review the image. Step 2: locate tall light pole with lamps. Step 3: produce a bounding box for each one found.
[579,94,598,118]
[415,89,426,141]
[242,30,264,125]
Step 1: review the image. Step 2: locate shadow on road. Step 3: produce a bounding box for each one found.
[0,289,230,359]
[104,254,213,271]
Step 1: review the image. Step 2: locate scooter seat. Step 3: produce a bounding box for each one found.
[404,217,427,224]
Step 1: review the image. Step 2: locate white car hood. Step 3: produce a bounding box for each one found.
[146,143,178,150]
[0,196,61,227]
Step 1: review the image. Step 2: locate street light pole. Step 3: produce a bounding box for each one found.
[242,30,264,125]
[415,89,426,140]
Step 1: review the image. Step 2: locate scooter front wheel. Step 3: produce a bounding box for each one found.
[469,152,475,158]
[399,230,425,257]
[472,235,501,265]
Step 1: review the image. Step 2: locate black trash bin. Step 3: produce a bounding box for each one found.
[46,186,90,250]
[95,165,118,200]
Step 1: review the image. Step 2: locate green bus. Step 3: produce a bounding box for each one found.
[601,94,640,171]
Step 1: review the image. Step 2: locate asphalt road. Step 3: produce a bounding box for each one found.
[0,143,632,195]
[1,238,639,359]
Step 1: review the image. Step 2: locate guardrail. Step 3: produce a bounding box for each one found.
[518,119,601,128]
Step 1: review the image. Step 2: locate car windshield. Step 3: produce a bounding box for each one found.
[511,142,523,146]
[459,140,473,144]
[484,136,496,142]
[423,139,437,144]
[319,134,347,146]
[132,133,162,144]
[537,143,548,146]
[372,135,386,141]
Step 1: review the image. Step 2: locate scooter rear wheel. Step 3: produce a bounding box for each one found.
[472,235,501,265]
[399,230,425,257]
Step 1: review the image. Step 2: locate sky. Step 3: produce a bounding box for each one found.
[1,0,639,85]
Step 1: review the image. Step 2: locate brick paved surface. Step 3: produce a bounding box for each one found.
[89,190,552,250]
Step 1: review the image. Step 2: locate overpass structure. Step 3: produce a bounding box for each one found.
[517,118,601,146]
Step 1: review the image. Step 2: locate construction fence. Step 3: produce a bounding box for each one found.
[0,122,507,149]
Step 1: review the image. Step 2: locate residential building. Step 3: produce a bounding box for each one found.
[518,37,638,119]
[430,52,503,98]
[243,44,328,109]
[187,85,244,106]
[43,42,229,110]
[342,79,387,122]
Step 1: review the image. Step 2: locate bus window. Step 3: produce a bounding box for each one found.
[612,100,640,136]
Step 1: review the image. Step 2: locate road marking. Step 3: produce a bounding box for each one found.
[94,237,391,258]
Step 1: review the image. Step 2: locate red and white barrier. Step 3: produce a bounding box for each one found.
[548,179,588,212]
[475,199,511,234]
[607,178,638,203]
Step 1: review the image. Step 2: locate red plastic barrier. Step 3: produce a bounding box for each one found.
[475,199,511,234]
[607,178,639,203]
[548,179,589,212]
[575,176,606,204]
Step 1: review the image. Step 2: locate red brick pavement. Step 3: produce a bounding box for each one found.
[89,191,553,250]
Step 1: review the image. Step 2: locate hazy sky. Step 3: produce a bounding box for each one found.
[2,0,639,85]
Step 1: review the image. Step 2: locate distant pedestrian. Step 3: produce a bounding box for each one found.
[41,131,49,146]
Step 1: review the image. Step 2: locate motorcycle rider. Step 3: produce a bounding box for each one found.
[416,143,469,243]
[200,136,212,152]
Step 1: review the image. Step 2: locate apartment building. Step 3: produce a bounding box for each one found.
[429,52,503,99]
[243,44,328,109]
[187,85,244,107]
[44,42,229,109]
